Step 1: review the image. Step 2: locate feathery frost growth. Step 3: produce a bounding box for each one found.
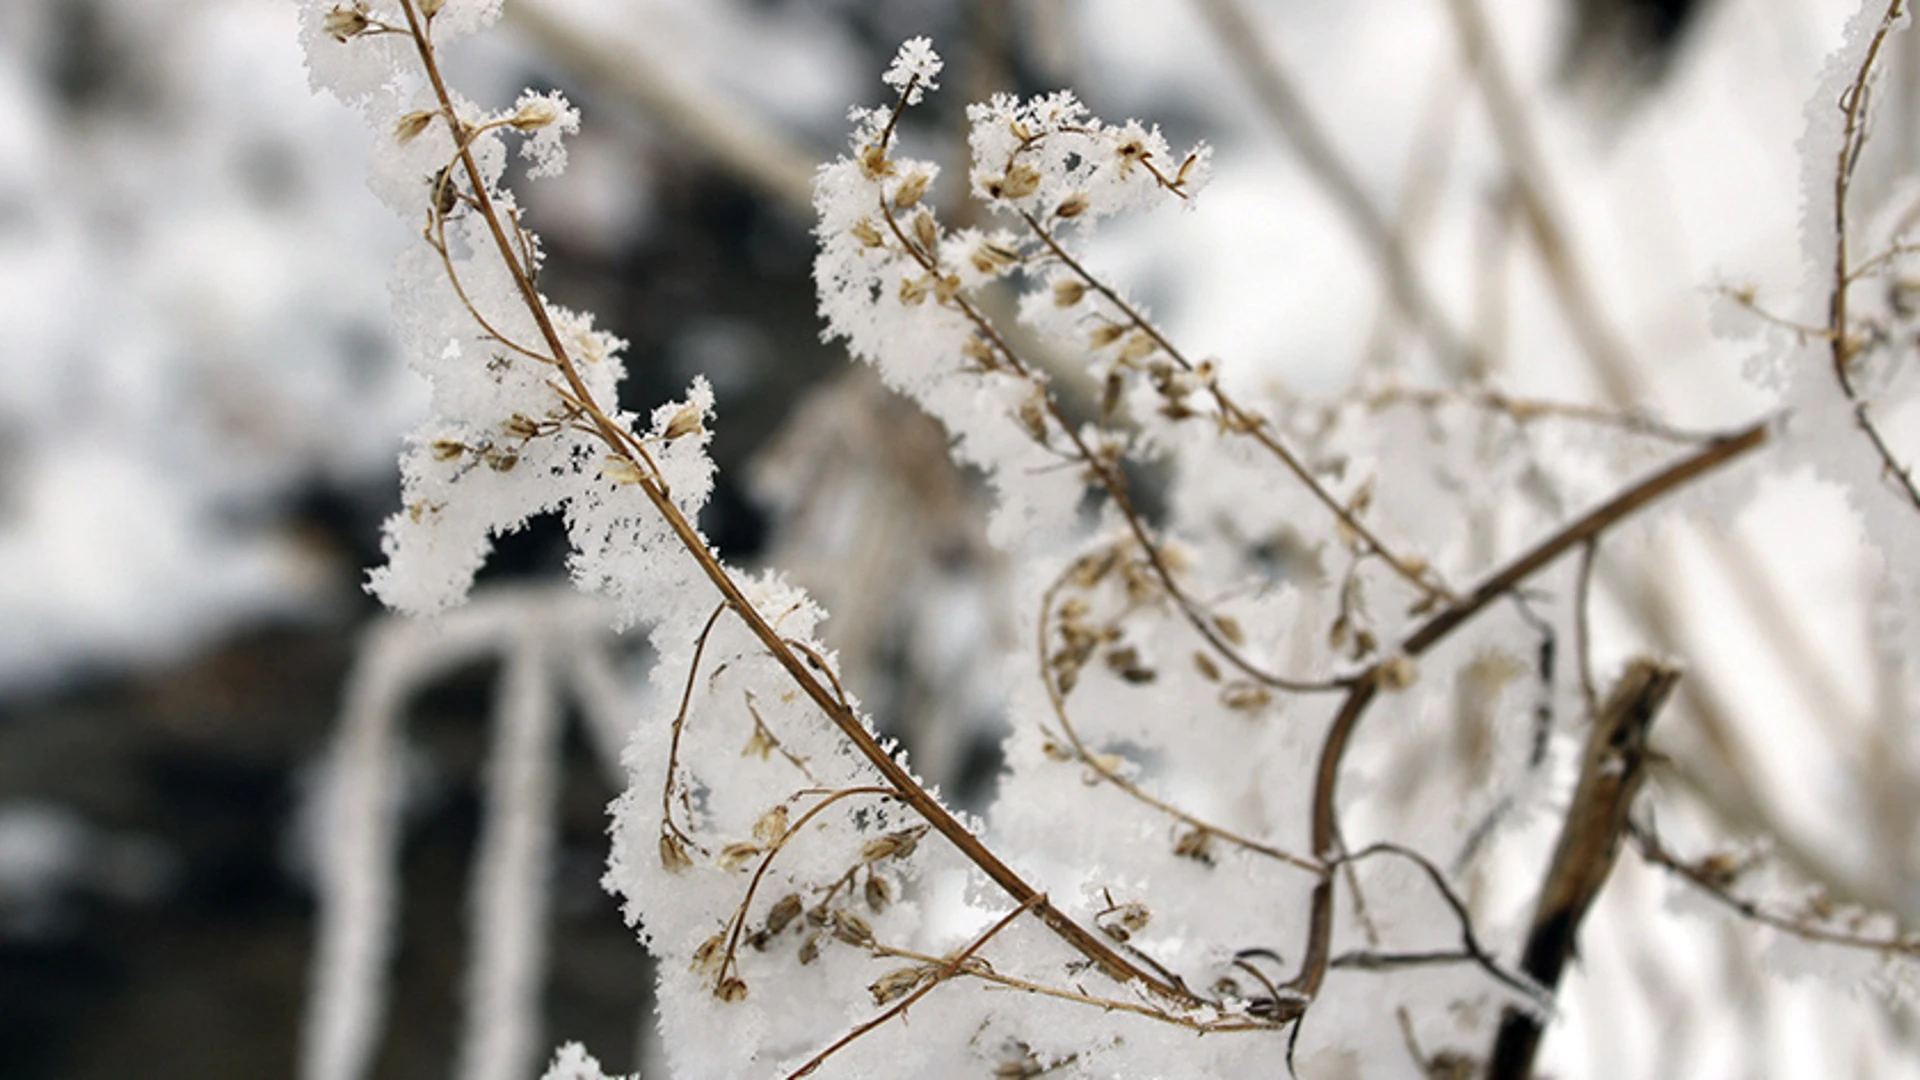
[300,4,1920,1078]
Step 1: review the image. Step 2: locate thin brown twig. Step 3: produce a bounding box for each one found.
[1826,0,1920,513]
[1036,562,1322,876]
[391,4,1202,1007]
[785,896,1047,1078]
[1018,209,1455,604]
[1287,421,1767,1002]
[873,179,1345,696]
[1630,822,1920,958]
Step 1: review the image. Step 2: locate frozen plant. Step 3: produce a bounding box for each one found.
[298,2,1920,1078]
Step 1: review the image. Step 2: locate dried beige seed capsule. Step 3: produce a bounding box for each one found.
[689,932,725,975]
[715,977,749,1002]
[1055,192,1089,219]
[1052,277,1086,307]
[394,110,437,144]
[893,171,931,210]
[869,965,931,1004]
[849,218,886,248]
[864,873,892,912]
[831,910,875,947]
[765,893,803,936]
[752,805,789,846]
[1378,654,1417,691]
[658,833,693,873]
[662,401,704,441]
[323,4,372,42]
[718,842,762,872]
[998,164,1042,199]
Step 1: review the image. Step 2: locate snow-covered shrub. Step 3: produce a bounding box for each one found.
[297,1,1920,1077]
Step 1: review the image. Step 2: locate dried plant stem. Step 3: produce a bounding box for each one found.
[1036,563,1321,875]
[1827,0,1920,512]
[1442,0,1644,408]
[1020,211,1454,604]
[1488,659,1678,1080]
[873,186,1343,696]
[393,1,1198,1009]
[786,896,1043,1079]
[1289,421,1766,1001]
[1631,824,1920,957]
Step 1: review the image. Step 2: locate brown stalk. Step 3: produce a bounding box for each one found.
[390,1,1198,1008]
[1487,658,1679,1080]
[1826,0,1920,512]
[1288,421,1766,1001]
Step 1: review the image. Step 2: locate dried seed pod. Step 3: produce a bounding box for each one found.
[715,977,749,1003]
[323,3,372,42]
[718,842,762,872]
[1055,192,1089,219]
[1219,682,1272,715]
[1052,277,1087,307]
[898,273,931,306]
[831,910,875,947]
[859,142,893,180]
[864,873,893,912]
[662,402,704,440]
[429,437,467,461]
[765,893,803,936]
[1174,826,1215,864]
[1192,651,1222,682]
[689,932,725,975]
[658,833,693,874]
[394,110,437,144]
[1378,654,1417,691]
[752,805,789,846]
[893,171,931,210]
[861,826,928,864]
[999,164,1042,199]
[850,218,886,248]
[869,965,932,1005]
[798,932,821,965]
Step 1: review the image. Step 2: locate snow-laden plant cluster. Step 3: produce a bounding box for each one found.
[297,1,1920,1077]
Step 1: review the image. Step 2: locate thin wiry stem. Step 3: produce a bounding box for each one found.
[392,7,1197,1005]
[1827,0,1920,513]
[1019,209,1454,604]
[874,184,1346,696]
[1036,560,1322,876]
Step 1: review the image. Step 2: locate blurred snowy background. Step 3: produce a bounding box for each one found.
[3,0,1916,1077]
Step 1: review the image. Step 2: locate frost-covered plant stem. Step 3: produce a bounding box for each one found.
[379,0,1192,1007]
[1825,0,1920,511]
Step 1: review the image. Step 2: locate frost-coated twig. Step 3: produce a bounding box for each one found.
[388,2,1202,1008]
[1289,421,1766,1002]
[302,623,409,1080]
[1825,0,1920,513]
[459,636,564,1080]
